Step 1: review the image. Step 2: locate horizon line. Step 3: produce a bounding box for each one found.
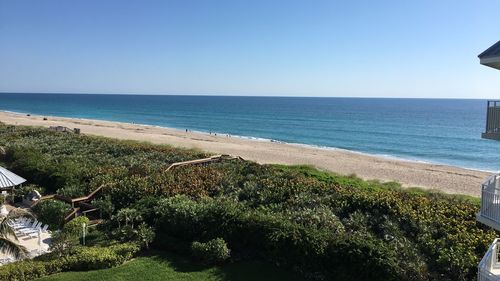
[0,92,494,100]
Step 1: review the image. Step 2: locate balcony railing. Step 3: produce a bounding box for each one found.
[483,101,500,141]
[477,174,500,230]
[479,239,500,281]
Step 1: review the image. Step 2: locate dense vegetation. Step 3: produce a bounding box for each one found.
[0,124,496,281]
[0,243,138,280]
[38,252,305,281]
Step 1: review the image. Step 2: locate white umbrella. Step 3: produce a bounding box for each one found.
[0,166,26,188]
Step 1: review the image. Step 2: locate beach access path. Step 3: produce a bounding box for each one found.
[0,111,490,197]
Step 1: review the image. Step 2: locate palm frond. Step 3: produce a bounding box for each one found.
[0,208,34,242]
[0,236,27,260]
[0,220,17,241]
[6,208,34,220]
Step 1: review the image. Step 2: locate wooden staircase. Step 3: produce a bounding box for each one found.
[32,154,243,225]
[30,185,105,224]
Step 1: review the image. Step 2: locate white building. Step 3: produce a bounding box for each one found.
[477,41,500,281]
[479,41,500,141]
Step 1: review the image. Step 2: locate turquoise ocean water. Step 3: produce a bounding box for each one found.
[0,93,499,172]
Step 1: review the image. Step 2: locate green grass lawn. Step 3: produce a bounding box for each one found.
[38,252,305,281]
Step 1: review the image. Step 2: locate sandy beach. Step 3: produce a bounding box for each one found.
[0,111,491,196]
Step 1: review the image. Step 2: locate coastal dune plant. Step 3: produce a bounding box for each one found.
[0,125,496,281]
[113,208,142,229]
[32,200,71,229]
[0,243,140,280]
[50,216,90,256]
[134,223,155,249]
[63,216,90,240]
[91,196,115,219]
[191,238,231,264]
[56,184,87,198]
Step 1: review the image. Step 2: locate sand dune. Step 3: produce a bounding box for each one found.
[0,111,491,196]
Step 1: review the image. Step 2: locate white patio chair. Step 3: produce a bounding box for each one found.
[27,224,50,239]
[13,218,34,230]
[9,217,24,225]
[19,222,42,236]
[9,217,26,227]
[12,219,30,231]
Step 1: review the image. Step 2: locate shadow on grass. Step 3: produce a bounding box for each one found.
[145,251,211,273]
[146,251,305,281]
[38,250,307,281]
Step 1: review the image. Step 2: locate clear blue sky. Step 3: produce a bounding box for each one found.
[1,0,500,98]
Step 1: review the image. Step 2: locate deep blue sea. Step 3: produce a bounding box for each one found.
[1,93,499,172]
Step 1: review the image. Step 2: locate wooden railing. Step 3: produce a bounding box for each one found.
[29,194,55,208]
[31,155,243,225]
[31,185,105,224]
[165,154,243,171]
[64,207,80,222]
[70,185,104,204]
[479,239,500,281]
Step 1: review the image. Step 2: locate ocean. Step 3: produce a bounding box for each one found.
[0,93,499,172]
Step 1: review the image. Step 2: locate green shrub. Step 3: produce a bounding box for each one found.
[50,217,93,255]
[14,184,45,203]
[56,184,86,198]
[155,196,330,273]
[64,216,91,248]
[0,260,50,281]
[191,238,231,264]
[112,223,155,249]
[113,208,143,229]
[323,234,400,281]
[32,199,70,229]
[134,223,155,249]
[65,245,131,270]
[131,196,161,224]
[63,216,90,238]
[92,196,115,219]
[0,243,139,281]
[0,125,495,281]
[107,242,140,261]
[84,229,109,246]
[6,147,85,194]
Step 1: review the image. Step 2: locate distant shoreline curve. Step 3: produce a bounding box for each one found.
[0,110,492,196]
